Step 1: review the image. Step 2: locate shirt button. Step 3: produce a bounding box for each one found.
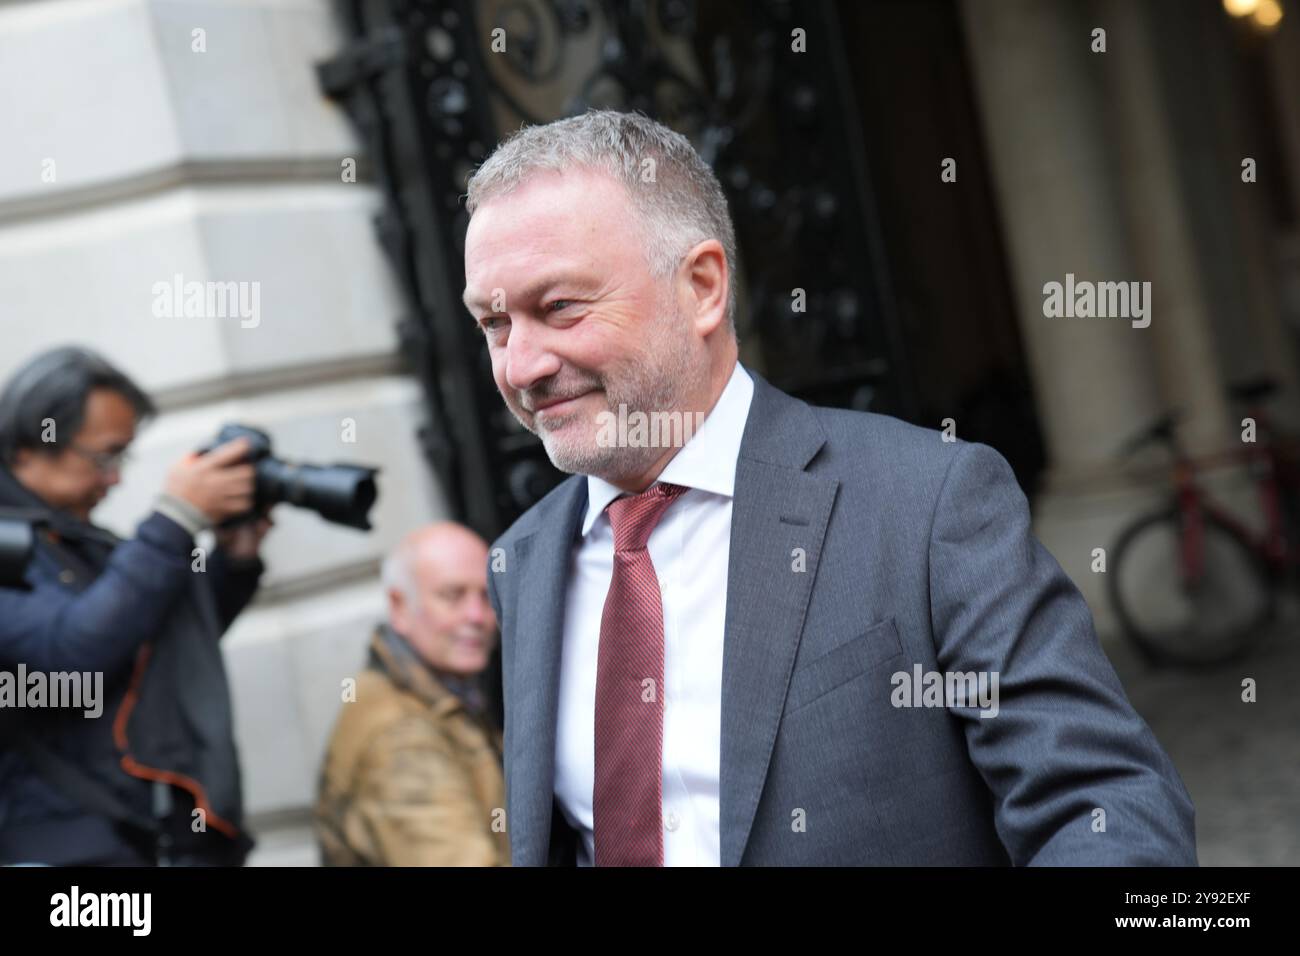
[59,570,76,584]
[664,812,680,832]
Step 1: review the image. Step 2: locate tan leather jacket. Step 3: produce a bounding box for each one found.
[314,625,510,866]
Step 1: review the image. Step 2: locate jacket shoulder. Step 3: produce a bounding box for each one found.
[808,405,975,476]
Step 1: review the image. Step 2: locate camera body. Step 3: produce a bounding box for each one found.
[2,425,380,587]
[201,423,379,531]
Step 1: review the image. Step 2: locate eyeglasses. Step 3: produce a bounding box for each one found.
[68,444,132,473]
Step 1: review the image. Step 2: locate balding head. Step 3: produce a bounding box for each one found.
[382,522,496,676]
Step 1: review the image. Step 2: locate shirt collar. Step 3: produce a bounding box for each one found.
[581,362,754,537]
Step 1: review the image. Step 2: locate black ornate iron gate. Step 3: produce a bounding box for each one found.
[319,0,916,540]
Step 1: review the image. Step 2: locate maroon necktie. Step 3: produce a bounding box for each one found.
[593,481,687,867]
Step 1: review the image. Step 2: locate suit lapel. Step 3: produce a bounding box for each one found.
[719,373,839,866]
[508,478,586,866]
[509,371,836,867]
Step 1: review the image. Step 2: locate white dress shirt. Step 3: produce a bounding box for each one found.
[553,362,755,866]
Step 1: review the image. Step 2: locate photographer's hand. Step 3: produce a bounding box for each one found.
[162,437,257,524]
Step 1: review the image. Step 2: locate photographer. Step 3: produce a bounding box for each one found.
[0,346,271,865]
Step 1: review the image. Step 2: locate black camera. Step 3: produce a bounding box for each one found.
[200,424,379,531]
[0,509,38,590]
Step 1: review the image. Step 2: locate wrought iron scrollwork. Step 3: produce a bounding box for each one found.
[321,0,913,536]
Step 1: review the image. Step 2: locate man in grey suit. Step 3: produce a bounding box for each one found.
[462,110,1196,866]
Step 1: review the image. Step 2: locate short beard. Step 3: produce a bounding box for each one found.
[509,290,709,482]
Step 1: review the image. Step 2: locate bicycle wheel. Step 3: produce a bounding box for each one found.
[1108,507,1276,666]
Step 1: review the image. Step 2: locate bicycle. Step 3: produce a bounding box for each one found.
[1107,378,1300,666]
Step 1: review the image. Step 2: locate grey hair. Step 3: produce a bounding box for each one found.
[465,109,738,330]
[380,541,417,604]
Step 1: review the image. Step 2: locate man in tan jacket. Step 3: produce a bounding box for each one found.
[315,522,509,865]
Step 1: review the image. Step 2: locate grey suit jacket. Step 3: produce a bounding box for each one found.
[486,369,1197,865]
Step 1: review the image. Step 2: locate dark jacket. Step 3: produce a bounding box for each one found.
[0,466,261,865]
[488,368,1196,865]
